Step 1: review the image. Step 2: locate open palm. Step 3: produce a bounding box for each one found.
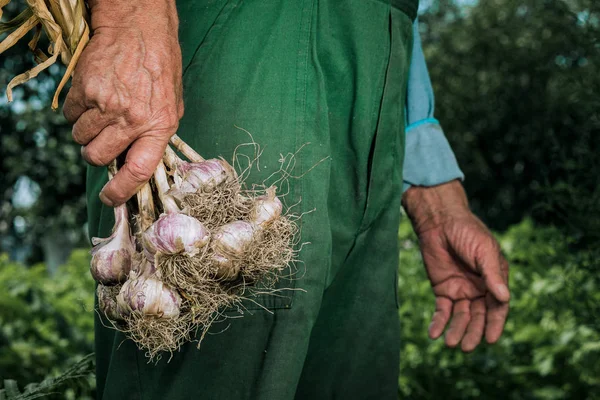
[417,213,510,352]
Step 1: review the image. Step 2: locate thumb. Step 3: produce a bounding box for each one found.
[99,135,168,206]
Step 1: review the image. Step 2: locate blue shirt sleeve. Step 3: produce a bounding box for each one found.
[403,18,464,192]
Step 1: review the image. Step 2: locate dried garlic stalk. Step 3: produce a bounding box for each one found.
[0,0,90,108]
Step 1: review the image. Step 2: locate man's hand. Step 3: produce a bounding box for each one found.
[402,180,510,352]
[64,1,183,207]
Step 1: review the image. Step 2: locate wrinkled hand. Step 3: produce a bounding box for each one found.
[64,1,183,206]
[402,180,510,352]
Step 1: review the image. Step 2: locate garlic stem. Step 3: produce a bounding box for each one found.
[154,160,180,214]
[137,182,155,232]
[114,201,128,226]
[163,145,182,170]
[107,159,118,179]
[169,134,205,162]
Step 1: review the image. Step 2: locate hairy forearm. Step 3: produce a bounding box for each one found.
[401,179,470,233]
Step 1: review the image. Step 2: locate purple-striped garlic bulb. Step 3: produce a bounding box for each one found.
[169,159,238,201]
[163,145,237,197]
[143,212,210,258]
[117,275,181,318]
[143,160,211,258]
[180,158,236,190]
[90,204,135,285]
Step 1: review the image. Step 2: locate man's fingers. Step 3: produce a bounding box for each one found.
[99,135,168,206]
[445,299,471,347]
[429,297,452,339]
[485,292,510,344]
[63,87,88,123]
[81,125,133,167]
[460,298,486,352]
[476,245,510,303]
[72,108,118,145]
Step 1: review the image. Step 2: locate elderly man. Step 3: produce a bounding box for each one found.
[67,0,510,399]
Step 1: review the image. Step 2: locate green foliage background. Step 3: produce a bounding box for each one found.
[0,251,94,399]
[0,0,599,399]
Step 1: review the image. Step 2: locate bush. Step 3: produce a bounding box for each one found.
[421,0,600,235]
[398,217,600,400]
[0,250,95,399]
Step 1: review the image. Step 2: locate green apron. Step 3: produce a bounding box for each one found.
[87,0,415,398]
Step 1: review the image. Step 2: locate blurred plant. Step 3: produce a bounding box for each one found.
[398,217,600,400]
[0,354,94,400]
[0,250,95,399]
[420,0,600,244]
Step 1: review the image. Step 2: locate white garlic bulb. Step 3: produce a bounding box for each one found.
[90,204,135,285]
[250,186,283,226]
[117,275,181,318]
[143,212,210,257]
[212,220,256,258]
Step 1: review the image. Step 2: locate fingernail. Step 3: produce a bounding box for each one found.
[496,284,510,301]
[99,191,115,207]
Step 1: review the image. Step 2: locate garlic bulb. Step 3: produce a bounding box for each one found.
[172,159,237,196]
[90,204,135,285]
[97,285,126,321]
[143,212,210,257]
[212,220,256,258]
[251,186,283,226]
[211,253,241,281]
[130,256,158,280]
[117,275,181,318]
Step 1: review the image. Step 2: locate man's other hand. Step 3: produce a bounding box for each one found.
[402,180,510,352]
[63,0,183,207]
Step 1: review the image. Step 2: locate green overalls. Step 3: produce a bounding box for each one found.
[87,0,417,398]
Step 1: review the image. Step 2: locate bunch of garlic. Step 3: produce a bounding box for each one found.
[88,137,289,359]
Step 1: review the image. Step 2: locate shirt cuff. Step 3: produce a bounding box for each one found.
[402,120,465,192]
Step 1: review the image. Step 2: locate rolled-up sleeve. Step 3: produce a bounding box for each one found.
[403,18,464,192]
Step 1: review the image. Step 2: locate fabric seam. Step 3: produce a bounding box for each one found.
[406,118,440,133]
[181,0,237,79]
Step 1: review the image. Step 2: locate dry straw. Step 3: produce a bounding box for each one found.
[0,0,89,108]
